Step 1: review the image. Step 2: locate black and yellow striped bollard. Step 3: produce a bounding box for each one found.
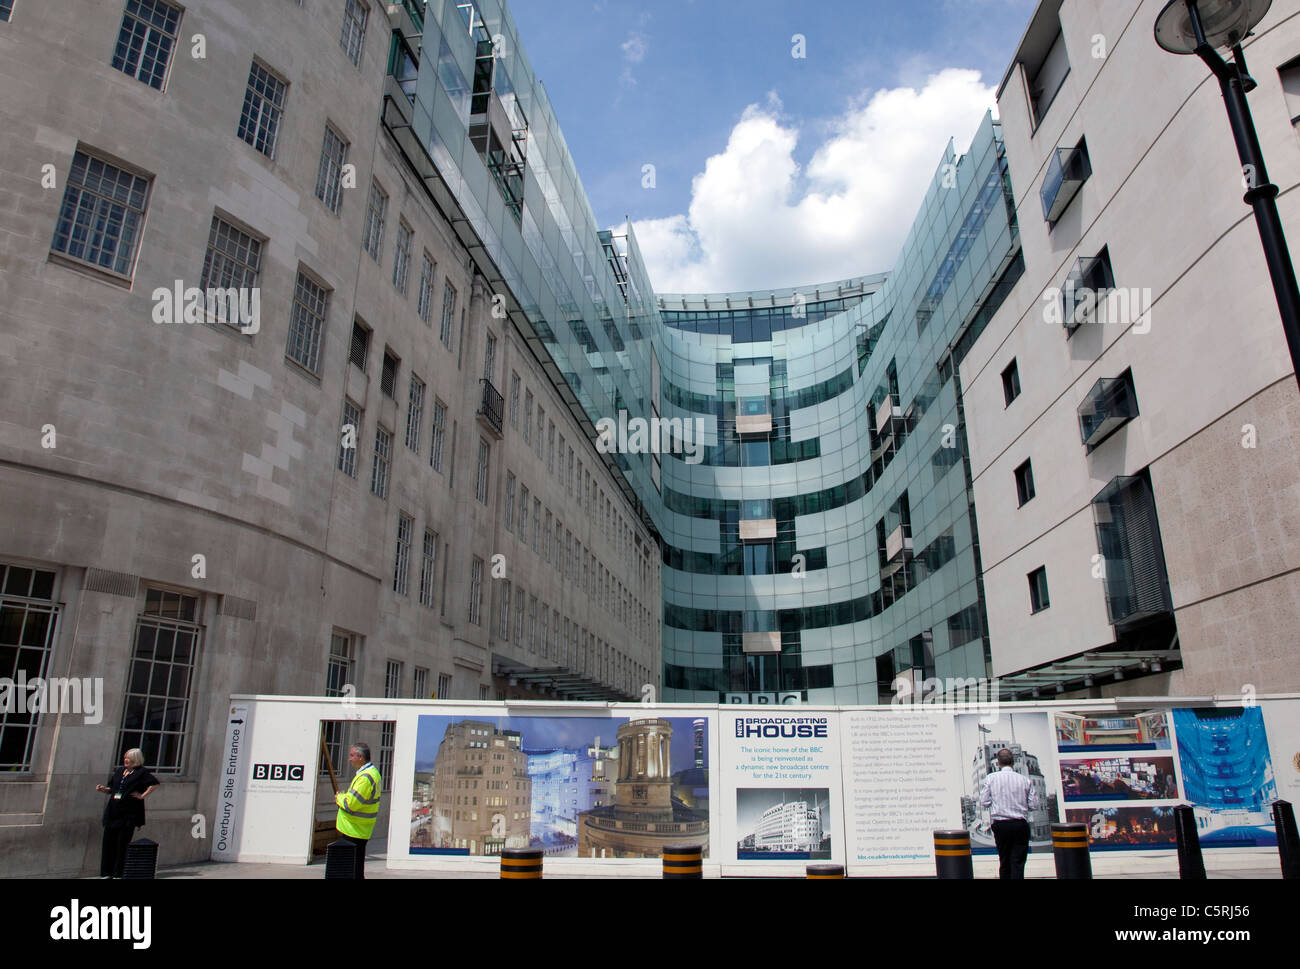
[499,847,544,880]
[933,829,974,879]
[662,843,703,879]
[806,863,845,879]
[1051,823,1091,879]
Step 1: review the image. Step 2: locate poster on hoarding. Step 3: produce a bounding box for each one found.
[840,708,963,866]
[1171,706,1277,848]
[1261,697,1300,806]
[407,710,711,861]
[956,710,1061,854]
[719,709,843,867]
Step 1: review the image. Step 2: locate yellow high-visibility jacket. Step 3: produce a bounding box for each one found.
[335,763,382,839]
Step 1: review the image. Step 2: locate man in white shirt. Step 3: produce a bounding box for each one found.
[979,748,1039,879]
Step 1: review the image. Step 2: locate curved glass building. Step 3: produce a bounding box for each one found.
[654,114,1024,702]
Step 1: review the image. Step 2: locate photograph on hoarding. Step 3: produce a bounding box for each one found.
[956,712,1060,853]
[1059,755,1179,802]
[410,714,709,858]
[1054,711,1171,751]
[1066,806,1177,849]
[1173,707,1278,847]
[735,787,831,859]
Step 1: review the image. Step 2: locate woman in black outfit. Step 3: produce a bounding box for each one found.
[96,748,160,878]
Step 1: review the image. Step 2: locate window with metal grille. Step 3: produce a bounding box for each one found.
[51,150,151,277]
[117,588,201,773]
[286,271,329,373]
[419,529,438,607]
[111,0,181,90]
[339,399,362,477]
[380,349,399,399]
[439,280,457,347]
[322,631,356,772]
[469,556,483,625]
[384,660,403,698]
[314,125,348,213]
[393,220,412,293]
[379,720,395,791]
[430,400,447,472]
[340,0,368,67]
[238,61,287,158]
[199,215,263,330]
[394,514,412,595]
[363,181,387,260]
[371,426,392,498]
[405,375,425,452]
[417,251,435,323]
[0,564,59,771]
[349,319,370,371]
[475,439,490,504]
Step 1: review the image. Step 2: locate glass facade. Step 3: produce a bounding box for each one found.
[390,4,1023,704]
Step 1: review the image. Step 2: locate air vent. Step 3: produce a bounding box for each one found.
[84,568,139,598]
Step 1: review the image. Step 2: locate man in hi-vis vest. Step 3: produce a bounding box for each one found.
[336,743,383,879]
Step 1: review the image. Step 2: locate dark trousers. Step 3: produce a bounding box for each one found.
[341,834,368,879]
[101,825,138,877]
[991,818,1030,879]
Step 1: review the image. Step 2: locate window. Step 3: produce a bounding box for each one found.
[483,333,497,384]
[393,220,412,293]
[315,125,348,214]
[1062,247,1115,332]
[504,473,515,531]
[384,660,403,699]
[1281,58,1300,130]
[394,513,413,595]
[0,2,12,21]
[414,666,429,700]
[523,391,533,444]
[339,399,362,477]
[111,0,181,90]
[1028,566,1050,613]
[340,0,369,67]
[419,529,438,607]
[475,438,490,504]
[363,182,387,261]
[349,319,371,371]
[1026,25,1069,127]
[499,581,512,640]
[381,349,399,399]
[322,631,356,771]
[537,408,545,459]
[404,376,425,453]
[1079,369,1139,450]
[439,280,457,348]
[379,720,395,791]
[528,595,538,651]
[51,150,151,277]
[1015,459,1036,507]
[543,510,552,561]
[1092,471,1173,627]
[533,498,541,551]
[519,486,530,539]
[0,564,59,771]
[1041,138,1091,224]
[430,400,447,472]
[238,61,287,158]
[199,216,263,329]
[514,587,525,643]
[417,251,436,323]
[1001,359,1021,406]
[436,672,452,700]
[509,373,520,428]
[286,271,330,374]
[469,556,484,625]
[371,426,392,498]
[118,588,201,773]
[541,610,549,659]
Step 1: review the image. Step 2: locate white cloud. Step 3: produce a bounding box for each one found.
[622,33,647,63]
[632,69,997,294]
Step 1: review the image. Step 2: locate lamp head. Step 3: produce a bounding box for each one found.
[1155,0,1272,54]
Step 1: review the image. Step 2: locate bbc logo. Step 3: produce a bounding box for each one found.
[252,764,305,781]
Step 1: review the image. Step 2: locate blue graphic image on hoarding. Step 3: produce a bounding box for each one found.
[1173,707,1277,847]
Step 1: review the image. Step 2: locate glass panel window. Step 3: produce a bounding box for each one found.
[504,472,515,531]
[419,529,438,607]
[0,2,13,22]
[339,399,362,477]
[417,251,436,323]
[509,373,520,428]
[393,220,412,293]
[238,61,287,158]
[363,182,387,261]
[414,666,429,700]
[199,216,263,331]
[1015,459,1036,507]
[322,631,356,771]
[405,376,425,453]
[475,438,490,504]
[1002,359,1021,406]
[117,588,201,773]
[286,271,329,374]
[0,564,60,771]
[469,556,483,625]
[523,391,533,444]
[340,0,368,67]
[1029,566,1050,613]
[314,125,348,214]
[499,581,512,640]
[430,400,447,472]
[51,150,151,277]
[111,0,181,90]
[394,513,412,595]
[371,426,392,498]
[439,280,458,348]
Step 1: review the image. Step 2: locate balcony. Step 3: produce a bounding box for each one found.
[477,378,504,437]
[1078,371,1138,450]
[1091,474,1173,628]
[1040,142,1091,223]
[1061,248,1114,332]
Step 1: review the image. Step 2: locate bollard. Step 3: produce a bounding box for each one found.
[1173,805,1206,880]
[500,847,544,880]
[933,829,974,879]
[1051,823,1092,879]
[324,839,357,880]
[806,863,845,879]
[121,838,158,880]
[662,843,703,879]
[1272,800,1300,880]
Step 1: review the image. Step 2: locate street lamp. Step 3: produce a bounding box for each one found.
[1155,0,1300,392]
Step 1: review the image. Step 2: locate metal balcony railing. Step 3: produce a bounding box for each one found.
[477,378,504,436]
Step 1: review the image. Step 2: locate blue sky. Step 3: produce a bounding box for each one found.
[508,0,1040,292]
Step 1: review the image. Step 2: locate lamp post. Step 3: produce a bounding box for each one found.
[1155,0,1300,392]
